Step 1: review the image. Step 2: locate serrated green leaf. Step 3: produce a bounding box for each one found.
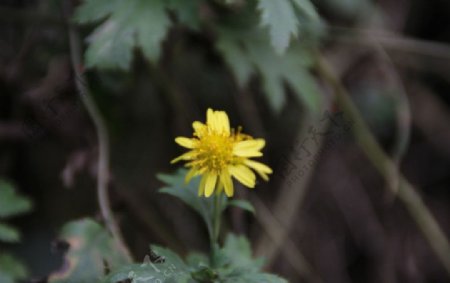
[291,0,319,20]
[263,75,286,113]
[132,0,171,62]
[151,245,189,272]
[85,20,134,69]
[0,180,32,218]
[216,27,323,113]
[216,31,253,86]
[221,234,264,271]
[0,222,20,243]
[223,272,288,283]
[284,65,322,113]
[185,252,209,268]
[0,253,28,283]
[215,234,288,282]
[158,169,226,238]
[191,266,218,282]
[213,234,264,276]
[167,0,203,29]
[227,200,255,214]
[257,0,298,54]
[48,218,129,283]
[75,0,171,70]
[101,245,191,283]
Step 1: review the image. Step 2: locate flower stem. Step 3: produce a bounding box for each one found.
[210,192,222,267]
[213,193,222,242]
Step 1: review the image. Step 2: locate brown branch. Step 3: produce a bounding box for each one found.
[64,1,132,262]
[330,26,450,61]
[315,54,450,277]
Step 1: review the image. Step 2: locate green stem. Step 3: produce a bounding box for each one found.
[210,192,222,267]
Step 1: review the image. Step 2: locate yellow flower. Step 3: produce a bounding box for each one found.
[171,108,272,197]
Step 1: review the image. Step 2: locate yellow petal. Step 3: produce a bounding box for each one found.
[244,159,272,173]
[185,168,199,184]
[175,137,197,149]
[229,165,256,188]
[204,172,218,197]
[217,111,230,135]
[206,108,217,132]
[216,180,224,195]
[198,174,208,196]
[192,121,206,137]
[258,172,269,181]
[220,169,234,197]
[233,139,265,157]
[244,159,272,181]
[171,151,197,164]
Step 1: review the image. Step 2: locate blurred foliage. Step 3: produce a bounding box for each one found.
[158,169,255,239]
[74,0,174,69]
[101,233,285,283]
[45,169,283,283]
[48,219,129,283]
[157,170,285,282]
[101,245,192,283]
[256,0,319,54]
[0,254,28,283]
[0,180,32,222]
[2,0,450,281]
[74,0,323,113]
[0,180,32,282]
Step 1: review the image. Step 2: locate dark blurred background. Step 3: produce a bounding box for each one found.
[0,0,450,282]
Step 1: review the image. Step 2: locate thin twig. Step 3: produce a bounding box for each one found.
[64,1,132,262]
[372,41,412,196]
[315,54,450,277]
[329,26,450,61]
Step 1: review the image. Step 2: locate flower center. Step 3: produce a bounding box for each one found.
[197,133,234,172]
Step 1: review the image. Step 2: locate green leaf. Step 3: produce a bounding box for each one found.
[0,180,32,218]
[191,266,218,282]
[167,0,203,29]
[85,20,135,70]
[216,30,254,87]
[284,65,323,113]
[151,245,189,272]
[221,234,264,271]
[257,0,298,54]
[215,234,288,282]
[0,222,20,243]
[48,218,129,283]
[0,253,28,283]
[291,0,319,20]
[158,169,226,238]
[102,245,191,283]
[227,200,255,214]
[75,0,171,70]
[216,27,323,113]
[185,252,209,268]
[223,272,288,283]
